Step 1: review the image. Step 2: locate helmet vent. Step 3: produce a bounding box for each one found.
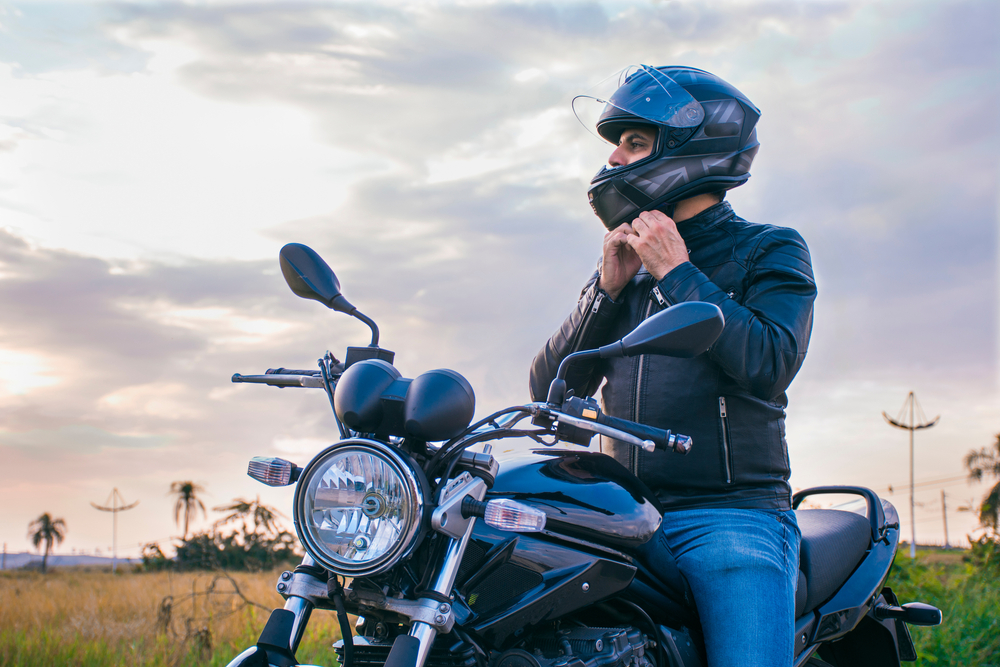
[704,122,740,138]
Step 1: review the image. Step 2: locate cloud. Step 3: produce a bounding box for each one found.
[0,0,996,551]
[0,425,169,453]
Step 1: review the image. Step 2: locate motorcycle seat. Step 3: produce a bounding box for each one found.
[794,509,872,616]
[628,508,872,622]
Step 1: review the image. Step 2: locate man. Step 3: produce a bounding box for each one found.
[529,66,817,666]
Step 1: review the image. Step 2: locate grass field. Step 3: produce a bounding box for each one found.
[0,548,996,667]
[888,547,1000,666]
[0,566,343,666]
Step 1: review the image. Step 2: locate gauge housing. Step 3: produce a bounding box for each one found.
[334,360,475,441]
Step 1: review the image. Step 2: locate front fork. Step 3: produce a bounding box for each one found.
[225,554,325,666]
[229,475,485,667]
[406,526,476,667]
[283,587,315,654]
[368,473,488,667]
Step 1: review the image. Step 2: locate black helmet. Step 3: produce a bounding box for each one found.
[574,65,760,230]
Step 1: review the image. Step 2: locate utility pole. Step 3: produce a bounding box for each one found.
[941,490,950,549]
[883,391,939,558]
[91,488,139,573]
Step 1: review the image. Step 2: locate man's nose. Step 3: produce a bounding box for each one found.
[608,146,627,167]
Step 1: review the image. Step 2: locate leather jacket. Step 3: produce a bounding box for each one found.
[529,201,816,512]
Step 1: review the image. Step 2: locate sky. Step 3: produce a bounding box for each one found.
[0,0,997,560]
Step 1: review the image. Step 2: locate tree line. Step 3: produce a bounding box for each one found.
[26,481,298,573]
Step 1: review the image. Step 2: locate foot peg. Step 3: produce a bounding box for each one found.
[873,601,943,626]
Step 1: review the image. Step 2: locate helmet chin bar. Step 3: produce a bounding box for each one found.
[590,173,751,231]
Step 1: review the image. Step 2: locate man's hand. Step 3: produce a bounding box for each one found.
[598,223,642,300]
[626,210,690,280]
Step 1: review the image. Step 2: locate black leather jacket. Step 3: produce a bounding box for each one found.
[529,202,816,512]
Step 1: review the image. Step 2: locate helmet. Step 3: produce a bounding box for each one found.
[574,65,760,230]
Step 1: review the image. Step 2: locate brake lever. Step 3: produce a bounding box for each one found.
[553,411,656,452]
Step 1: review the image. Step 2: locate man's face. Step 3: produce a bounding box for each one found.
[608,126,657,167]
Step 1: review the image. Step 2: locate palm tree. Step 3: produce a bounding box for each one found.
[28,513,67,573]
[965,434,1000,534]
[214,496,284,537]
[170,481,207,539]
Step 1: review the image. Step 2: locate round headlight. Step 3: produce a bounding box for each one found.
[293,439,427,577]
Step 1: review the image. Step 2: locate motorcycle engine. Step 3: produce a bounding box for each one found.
[495,627,654,667]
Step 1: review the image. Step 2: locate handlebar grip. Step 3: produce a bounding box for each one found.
[266,368,321,376]
[596,413,692,454]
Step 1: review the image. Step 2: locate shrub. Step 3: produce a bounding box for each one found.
[173,530,298,572]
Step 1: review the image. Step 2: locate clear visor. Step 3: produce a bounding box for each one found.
[572,65,705,143]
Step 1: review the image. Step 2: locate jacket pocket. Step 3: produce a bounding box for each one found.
[719,396,734,484]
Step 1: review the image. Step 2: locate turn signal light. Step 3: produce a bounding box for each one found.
[248,456,300,486]
[484,499,546,532]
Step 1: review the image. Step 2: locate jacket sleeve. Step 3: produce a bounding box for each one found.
[528,268,624,402]
[656,227,816,402]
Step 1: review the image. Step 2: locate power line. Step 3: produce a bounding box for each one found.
[885,477,974,495]
[885,472,970,491]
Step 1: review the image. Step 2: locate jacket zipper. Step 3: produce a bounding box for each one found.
[719,397,734,484]
[631,295,655,475]
[592,290,605,314]
[567,287,604,356]
[650,285,669,308]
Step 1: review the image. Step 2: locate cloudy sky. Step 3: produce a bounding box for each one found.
[1,0,997,559]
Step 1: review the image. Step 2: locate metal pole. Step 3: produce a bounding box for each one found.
[942,490,950,549]
[91,488,138,574]
[909,393,916,558]
[112,489,118,574]
[883,392,938,560]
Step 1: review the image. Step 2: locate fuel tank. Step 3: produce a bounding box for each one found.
[452,450,678,647]
[487,449,663,551]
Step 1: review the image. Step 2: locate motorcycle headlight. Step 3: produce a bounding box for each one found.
[293,439,427,577]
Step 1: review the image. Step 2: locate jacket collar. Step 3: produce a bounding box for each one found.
[675,201,734,242]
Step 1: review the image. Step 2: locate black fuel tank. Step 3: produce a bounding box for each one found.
[489,450,662,551]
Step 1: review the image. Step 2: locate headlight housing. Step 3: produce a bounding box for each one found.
[293,439,428,577]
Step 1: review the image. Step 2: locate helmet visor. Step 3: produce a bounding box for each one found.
[573,65,705,143]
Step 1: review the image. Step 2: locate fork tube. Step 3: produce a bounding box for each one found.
[410,520,476,667]
[284,554,318,654]
[284,596,314,653]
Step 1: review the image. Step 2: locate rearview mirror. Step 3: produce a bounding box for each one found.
[549,301,724,404]
[279,243,356,314]
[608,301,725,359]
[278,242,383,347]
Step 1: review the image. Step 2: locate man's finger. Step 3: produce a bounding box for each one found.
[639,209,673,224]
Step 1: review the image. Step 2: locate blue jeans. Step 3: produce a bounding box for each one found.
[641,508,801,667]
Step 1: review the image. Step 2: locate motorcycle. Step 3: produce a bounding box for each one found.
[227,243,941,667]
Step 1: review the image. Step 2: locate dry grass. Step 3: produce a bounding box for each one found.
[0,566,343,666]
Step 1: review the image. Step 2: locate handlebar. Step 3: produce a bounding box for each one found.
[232,373,326,389]
[595,412,692,454]
[525,402,692,455]
[554,412,657,452]
[230,370,691,456]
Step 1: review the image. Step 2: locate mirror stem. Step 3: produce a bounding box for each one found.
[549,349,602,404]
[352,310,380,347]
